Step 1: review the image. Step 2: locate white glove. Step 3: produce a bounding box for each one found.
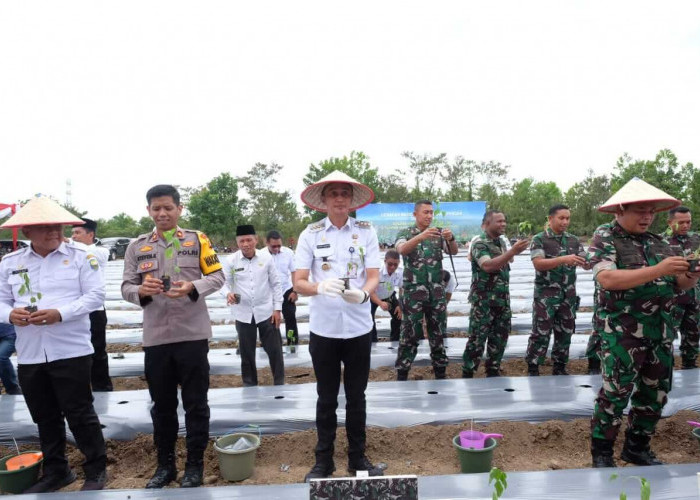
[341,289,369,304]
[317,278,345,298]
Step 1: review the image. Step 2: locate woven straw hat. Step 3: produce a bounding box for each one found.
[598,177,681,214]
[0,196,84,228]
[300,170,374,212]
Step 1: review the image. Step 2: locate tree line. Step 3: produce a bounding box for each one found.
[2,148,697,246]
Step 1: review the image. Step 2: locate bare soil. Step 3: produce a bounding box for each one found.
[3,411,699,491]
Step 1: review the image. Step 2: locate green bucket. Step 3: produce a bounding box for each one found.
[0,451,43,494]
[214,433,261,482]
[452,435,497,473]
[692,428,700,449]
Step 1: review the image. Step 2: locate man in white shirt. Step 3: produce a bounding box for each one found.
[260,230,298,345]
[295,171,382,481]
[0,196,107,493]
[369,249,403,342]
[222,224,284,386]
[71,218,112,392]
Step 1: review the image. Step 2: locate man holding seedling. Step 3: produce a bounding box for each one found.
[665,206,700,369]
[462,210,529,378]
[122,184,225,488]
[588,178,700,468]
[369,249,403,342]
[222,224,285,386]
[394,200,458,380]
[525,204,588,377]
[0,196,107,492]
[294,171,382,481]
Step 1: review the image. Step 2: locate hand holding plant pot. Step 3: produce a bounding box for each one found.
[161,228,182,292]
[686,249,700,273]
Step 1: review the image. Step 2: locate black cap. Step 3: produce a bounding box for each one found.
[236,224,256,237]
[79,217,98,233]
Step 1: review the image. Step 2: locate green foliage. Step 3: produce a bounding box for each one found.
[401,151,447,200]
[489,467,508,500]
[188,172,243,245]
[162,228,182,273]
[500,178,562,236]
[17,271,41,305]
[609,473,650,500]
[564,169,613,236]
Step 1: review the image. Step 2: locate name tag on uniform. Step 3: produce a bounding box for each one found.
[235,267,244,272]
[11,269,28,275]
[316,244,331,249]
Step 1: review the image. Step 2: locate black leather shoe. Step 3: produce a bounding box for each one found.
[552,363,569,376]
[146,463,177,489]
[527,363,539,376]
[180,464,204,488]
[621,433,663,466]
[347,456,384,477]
[396,370,408,381]
[81,469,107,491]
[24,469,77,493]
[591,438,616,468]
[434,367,446,380]
[462,370,473,379]
[304,461,335,482]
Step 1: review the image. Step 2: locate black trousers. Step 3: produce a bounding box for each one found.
[89,309,113,391]
[236,316,285,386]
[371,293,402,342]
[144,339,210,464]
[18,355,106,477]
[282,288,299,345]
[309,331,372,463]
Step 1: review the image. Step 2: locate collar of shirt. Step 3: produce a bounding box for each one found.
[324,216,353,232]
[28,241,70,259]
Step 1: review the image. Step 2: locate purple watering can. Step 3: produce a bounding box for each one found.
[459,430,503,449]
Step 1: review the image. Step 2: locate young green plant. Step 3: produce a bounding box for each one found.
[518,221,533,238]
[609,473,650,500]
[17,271,42,313]
[161,228,182,291]
[489,467,508,500]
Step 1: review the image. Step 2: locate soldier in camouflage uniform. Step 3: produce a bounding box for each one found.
[525,205,587,376]
[665,206,700,369]
[462,210,529,378]
[394,200,458,380]
[587,178,699,468]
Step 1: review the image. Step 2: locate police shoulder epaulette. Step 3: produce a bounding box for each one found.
[355,220,372,229]
[66,242,87,254]
[308,221,325,232]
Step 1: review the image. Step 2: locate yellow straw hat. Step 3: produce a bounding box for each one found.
[300,170,374,212]
[0,196,84,228]
[598,177,681,214]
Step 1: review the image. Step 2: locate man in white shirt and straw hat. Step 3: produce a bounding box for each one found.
[294,171,383,481]
[587,178,700,468]
[0,196,107,492]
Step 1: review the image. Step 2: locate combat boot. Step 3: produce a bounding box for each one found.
[587,357,601,375]
[591,438,616,468]
[485,369,500,378]
[620,432,663,466]
[462,370,473,379]
[527,363,539,376]
[180,461,204,488]
[396,370,409,381]
[347,456,384,477]
[682,359,697,370]
[146,452,177,489]
[304,459,335,482]
[552,362,569,376]
[434,366,446,380]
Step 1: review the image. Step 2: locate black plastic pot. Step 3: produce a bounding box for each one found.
[162,275,171,292]
[24,305,37,313]
[687,259,700,273]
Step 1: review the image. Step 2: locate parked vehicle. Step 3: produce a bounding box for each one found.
[97,237,133,261]
[0,239,28,259]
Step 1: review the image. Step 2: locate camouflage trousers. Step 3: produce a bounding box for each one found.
[585,306,605,361]
[462,300,511,373]
[395,284,448,372]
[675,300,700,365]
[525,296,577,365]
[590,330,673,441]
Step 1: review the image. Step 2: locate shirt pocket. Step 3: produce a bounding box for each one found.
[7,274,24,295]
[177,256,200,276]
[313,245,334,260]
[52,268,80,281]
[619,252,646,269]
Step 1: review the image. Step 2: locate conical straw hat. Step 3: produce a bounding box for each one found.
[300,170,375,212]
[0,196,84,228]
[598,177,681,214]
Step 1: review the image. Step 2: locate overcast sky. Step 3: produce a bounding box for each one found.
[1,1,699,220]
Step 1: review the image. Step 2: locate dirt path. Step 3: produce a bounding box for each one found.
[3,411,699,491]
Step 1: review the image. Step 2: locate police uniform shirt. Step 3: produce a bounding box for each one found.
[121,228,225,347]
[295,217,380,339]
[376,264,403,300]
[259,246,296,292]
[0,242,105,364]
[221,249,283,324]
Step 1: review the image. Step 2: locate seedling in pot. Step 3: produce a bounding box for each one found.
[17,271,42,313]
[517,221,533,239]
[161,228,182,292]
[686,248,700,273]
[489,467,508,500]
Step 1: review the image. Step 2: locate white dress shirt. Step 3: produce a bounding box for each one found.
[295,217,380,339]
[221,249,283,324]
[0,242,105,364]
[377,265,403,300]
[259,246,296,292]
[72,241,109,303]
